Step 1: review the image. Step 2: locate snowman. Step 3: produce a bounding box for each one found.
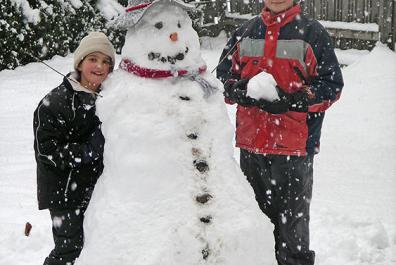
[75,1,275,264]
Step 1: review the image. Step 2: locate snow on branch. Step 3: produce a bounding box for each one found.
[97,0,125,21]
[10,0,40,24]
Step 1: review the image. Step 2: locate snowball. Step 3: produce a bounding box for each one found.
[246,71,279,101]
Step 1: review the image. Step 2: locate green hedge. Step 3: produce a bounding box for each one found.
[0,0,126,71]
[0,0,212,71]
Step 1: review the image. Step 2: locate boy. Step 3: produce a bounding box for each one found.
[33,32,115,265]
[216,1,343,264]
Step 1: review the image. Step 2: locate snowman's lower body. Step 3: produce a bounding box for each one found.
[75,71,275,265]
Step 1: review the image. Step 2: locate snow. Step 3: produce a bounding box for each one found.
[10,0,41,24]
[318,20,379,32]
[246,70,279,101]
[97,0,124,20]
[225,11,255,21]
[69,0,83,9]
[335,48,370,66]
[1,39,396,265]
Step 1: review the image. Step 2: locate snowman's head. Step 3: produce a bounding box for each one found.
[121,1,204,70]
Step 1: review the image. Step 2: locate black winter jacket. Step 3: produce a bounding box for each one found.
[33,75,104,210]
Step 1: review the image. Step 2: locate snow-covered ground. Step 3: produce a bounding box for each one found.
[0,37,395,265]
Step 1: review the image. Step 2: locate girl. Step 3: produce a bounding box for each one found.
[33,32,115,265]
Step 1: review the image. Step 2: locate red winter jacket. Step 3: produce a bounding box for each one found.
[217,4,343,156]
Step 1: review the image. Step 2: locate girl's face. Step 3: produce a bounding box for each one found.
[78,52,112,91]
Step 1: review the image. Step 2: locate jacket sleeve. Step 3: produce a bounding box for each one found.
[33,98,102,170]
[216,28,245,105]
[306,23,344,112]
[216,31,240,84]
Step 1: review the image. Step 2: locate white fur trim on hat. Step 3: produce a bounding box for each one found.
[73,32,115,71]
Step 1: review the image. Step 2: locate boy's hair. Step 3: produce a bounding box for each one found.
[74,32,115,72]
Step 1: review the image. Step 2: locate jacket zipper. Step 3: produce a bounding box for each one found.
[64,169,73,199]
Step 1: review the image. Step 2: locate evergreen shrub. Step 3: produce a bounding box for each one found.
[0,0,126,71]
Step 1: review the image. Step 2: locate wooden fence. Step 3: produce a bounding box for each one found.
[194,0,395,50]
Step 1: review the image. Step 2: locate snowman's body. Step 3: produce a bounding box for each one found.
[76,1,274,264]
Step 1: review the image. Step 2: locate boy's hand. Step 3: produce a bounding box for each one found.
[223,79,256,107]
[257,94,290,114]
[257,87,310,114]
[286,89,310,112]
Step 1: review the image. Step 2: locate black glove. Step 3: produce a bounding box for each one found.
[257,88,309,114]
[223,79,256,107]
[286,90,309,112]
[257,88,290,114]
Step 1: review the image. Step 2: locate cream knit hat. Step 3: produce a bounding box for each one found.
[73,32,115,71]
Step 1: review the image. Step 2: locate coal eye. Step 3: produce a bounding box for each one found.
[154,22,163,29]
[177,21,181,28]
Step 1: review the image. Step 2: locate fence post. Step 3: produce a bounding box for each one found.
[251,0,264,15]
[341,0,350,21]
[300,0,310,16]
[371,0,381,23]
[327,0,336,21]
[239,0,250,14]
[393,0,396,50]
[379,0,393,48]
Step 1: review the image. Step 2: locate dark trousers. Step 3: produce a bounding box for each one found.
[240,149,315,265]
[43,208,86,265]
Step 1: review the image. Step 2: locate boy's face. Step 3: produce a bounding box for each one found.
[78,52,112,91]
[264,0,294,14]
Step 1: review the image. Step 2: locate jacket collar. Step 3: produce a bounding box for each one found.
[64,72,101,96]
[261,4,301,27]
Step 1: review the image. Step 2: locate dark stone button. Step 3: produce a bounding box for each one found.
[187,133,198,140]
[202,245,210,260]
[196,193,212,204]
[200,216,212,224]
[179,96,190,101]
[194,160,209,173]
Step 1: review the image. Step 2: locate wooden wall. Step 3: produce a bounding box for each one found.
[195,0,395,50]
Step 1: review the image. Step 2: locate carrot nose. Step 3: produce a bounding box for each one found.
[170,32,178,42]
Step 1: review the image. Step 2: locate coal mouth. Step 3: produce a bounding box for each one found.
[148,47,189,64]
